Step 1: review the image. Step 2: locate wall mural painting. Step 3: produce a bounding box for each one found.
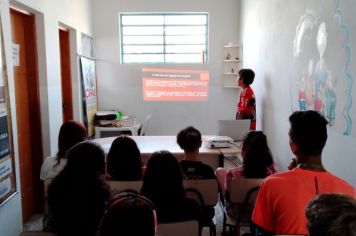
[290,0,353,135]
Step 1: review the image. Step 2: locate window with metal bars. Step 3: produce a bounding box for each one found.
[119,13,208,64]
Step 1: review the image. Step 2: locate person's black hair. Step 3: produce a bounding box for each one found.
[306,193,356,236]
[239,69,255,86]
[176,126,202,152]
[46,141,110,236]
[141,150,185,205]
[289,110,328,156]
[107,136,142,180]
[98,192,156,236]
[55,120,87,166]
[242,131,274,178]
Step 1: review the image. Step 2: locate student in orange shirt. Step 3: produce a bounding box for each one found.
[251,110,355,236]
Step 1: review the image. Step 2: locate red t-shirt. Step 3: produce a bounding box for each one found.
[252,167,355,235]
[237,86,256,130]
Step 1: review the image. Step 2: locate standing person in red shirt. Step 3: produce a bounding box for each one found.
[251,110,355,236]
[237,69,256,130]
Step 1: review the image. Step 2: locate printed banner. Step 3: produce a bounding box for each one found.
[80,57,97,137]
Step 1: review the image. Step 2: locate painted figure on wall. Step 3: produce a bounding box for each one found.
[291,3,353,135]
[298,72,307,110]
[325,70,336,125]
[305,59,315,109]
[314,22,328,114]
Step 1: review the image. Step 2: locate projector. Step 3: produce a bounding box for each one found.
[203,136,233,148]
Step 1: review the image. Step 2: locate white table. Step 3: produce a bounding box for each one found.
[95,123,141,139]
[94,135,241,170]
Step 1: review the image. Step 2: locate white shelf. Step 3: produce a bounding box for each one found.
[223,43,242,88]
[223,85,239,88]
[224,59,241,62]
[224,44,241,48]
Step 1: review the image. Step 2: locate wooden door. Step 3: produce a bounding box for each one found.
[59,28,73,121]
[10,9,44,223]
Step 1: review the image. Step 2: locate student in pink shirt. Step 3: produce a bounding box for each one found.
[224,131,276,195]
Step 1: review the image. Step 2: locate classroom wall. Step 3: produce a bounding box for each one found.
[240,0,356,186]
[92,0,241,135]
[12,0,93,156]
[0,1,93,235]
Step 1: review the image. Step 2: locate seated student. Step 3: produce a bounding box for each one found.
[252,110,356,236]
[98,192,157,236]
[176,126,216,225]
[40,120,87,183]
[306,193,356,236]
[177,126,215,180]
[107,135,142,180]
[141,150,201,224]
[224,131,276,194]
[45,141,111,236]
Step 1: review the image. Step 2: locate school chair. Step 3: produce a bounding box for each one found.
[157,220,199,236]
[183,179,219,236]
[221,177,264,236]
[107,180,143,195]
[19,232,54,236]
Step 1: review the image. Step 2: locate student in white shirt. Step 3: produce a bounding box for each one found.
[40,120,87,183]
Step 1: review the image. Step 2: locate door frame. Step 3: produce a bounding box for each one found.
[10,7,44,222]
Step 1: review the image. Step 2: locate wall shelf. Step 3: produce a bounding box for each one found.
[223,44,242,88]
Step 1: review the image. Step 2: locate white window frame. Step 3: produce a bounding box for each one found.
[119,12,209,64]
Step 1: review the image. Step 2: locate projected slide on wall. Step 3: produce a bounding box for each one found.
[143,68,209,102]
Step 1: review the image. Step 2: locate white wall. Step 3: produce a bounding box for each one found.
[240,0,356,186]
[11,0,93,156]
[0,1,93,235]
[92,0,241,135]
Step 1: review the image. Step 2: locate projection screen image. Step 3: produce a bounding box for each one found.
[142,68,209,102]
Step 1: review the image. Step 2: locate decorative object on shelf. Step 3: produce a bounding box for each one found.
[226,52,231,60]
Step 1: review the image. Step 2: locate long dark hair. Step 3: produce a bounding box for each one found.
[242,131,274,178]
[46,141,110,236]
[141,151,185,205]
[107,136,142,180]
[55,120,87,166]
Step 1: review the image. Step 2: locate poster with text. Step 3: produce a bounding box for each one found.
[0,109,9,159]
[0,79,4,103]
[80,57,97,137]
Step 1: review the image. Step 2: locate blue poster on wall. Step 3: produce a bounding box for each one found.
[0,109,10,159]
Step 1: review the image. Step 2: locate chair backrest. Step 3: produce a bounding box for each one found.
[107,180,143,195]
[229,177,264,204]
[157,220,199,236]
[20,232,54,236]
[183,179,219,206]
[139,114,152,136]
[215,167,229,197]
[228,177,264,225]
